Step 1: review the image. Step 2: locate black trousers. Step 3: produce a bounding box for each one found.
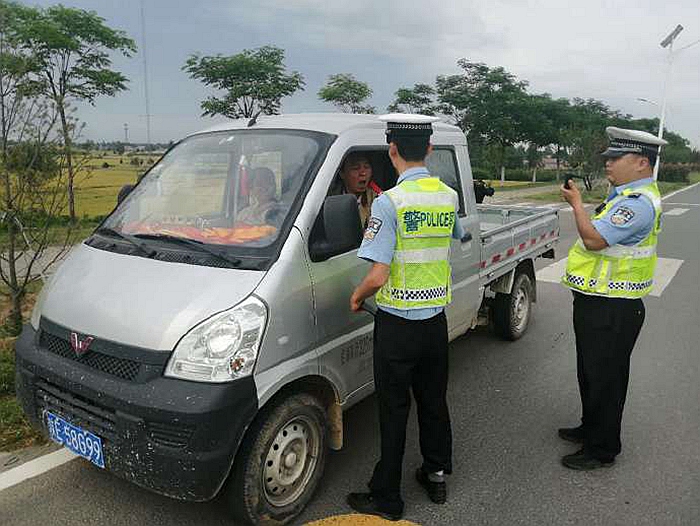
[572,292,645,460]
[368,309,452,514]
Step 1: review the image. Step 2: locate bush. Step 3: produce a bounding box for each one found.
[101,162,110,169]
[500,168,557,182]
[0,339,15,396]
[659,163,693,183]
[471,167,492,180]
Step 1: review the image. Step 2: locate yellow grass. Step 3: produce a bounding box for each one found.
[73,153,155,218]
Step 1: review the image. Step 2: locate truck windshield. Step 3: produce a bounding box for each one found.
[102,130,328,253]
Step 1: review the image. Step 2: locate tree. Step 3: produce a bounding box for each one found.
[387,83,438,115]
[565,98,622,174]
[541,97,575,177]
[436,60,531,180]
[318,73,374,114]
[183,45,305,120]
[16,4,136,222]
[0,1,74,334]
[518,94,559,181]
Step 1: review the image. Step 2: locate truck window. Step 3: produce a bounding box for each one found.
[426,148,465,216]
[326,149,395,230]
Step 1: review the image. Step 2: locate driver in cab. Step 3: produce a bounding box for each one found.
[333,152,379,228]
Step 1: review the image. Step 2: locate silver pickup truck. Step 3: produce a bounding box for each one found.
[15,114,558,524]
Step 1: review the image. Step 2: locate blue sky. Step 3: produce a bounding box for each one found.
[21,0,700,148]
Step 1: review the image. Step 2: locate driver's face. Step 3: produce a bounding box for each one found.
[341,158,373,195]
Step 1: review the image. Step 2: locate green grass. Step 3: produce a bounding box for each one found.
[0,284,46,450]
[0,218,102,246]
[689,172,700,184]
[482,180,555,192]
[0,338,45,450]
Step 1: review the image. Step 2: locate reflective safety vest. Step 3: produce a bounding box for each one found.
[376,177,458,310]
[562,181,662,298]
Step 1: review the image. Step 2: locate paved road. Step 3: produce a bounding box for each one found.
[1,185,698,525]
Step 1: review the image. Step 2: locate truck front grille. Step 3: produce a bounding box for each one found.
[35,379,118,441]
[39,331,141,382]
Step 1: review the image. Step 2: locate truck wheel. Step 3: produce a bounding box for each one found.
[493,272,533,341]
[224,393,327,525]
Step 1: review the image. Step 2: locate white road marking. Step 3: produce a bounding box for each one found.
[535,257,568,283]
[0,448,76,492]
[537,257,683,297]
[662,182,700,201]
[663,208,690,216]
[650,258,684,296]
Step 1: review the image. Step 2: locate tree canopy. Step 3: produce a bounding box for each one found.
[318,73,374,114]
[12,3,136,220]
[387,83,438,115]
[183,45,305,120]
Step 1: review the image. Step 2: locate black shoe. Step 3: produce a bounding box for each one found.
[558,426,585,444]
[561,449,615,470]
[416,468,447,504]
[346,492,403,522]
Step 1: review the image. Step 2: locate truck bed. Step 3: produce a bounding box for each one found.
[477,204,559,279]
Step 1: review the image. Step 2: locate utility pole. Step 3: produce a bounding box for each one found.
[141,0,152,148]
[124,123,129,143]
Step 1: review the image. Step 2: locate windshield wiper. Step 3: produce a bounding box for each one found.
[94,227,157,258]
[132,233,243,267]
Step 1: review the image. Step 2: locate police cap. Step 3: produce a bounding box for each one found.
[379,113,440,144]
[601,126,668,159]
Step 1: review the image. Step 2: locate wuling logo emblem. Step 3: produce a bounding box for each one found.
[70,333,94,357]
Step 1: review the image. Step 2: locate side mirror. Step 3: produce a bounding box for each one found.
[117,184,134,204]
[309,194,363,262]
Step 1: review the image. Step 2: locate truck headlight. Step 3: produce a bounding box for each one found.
[165,296,267,382]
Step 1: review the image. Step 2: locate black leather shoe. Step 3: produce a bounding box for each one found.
[346,492,403,521]
[558,426,585,444]
[416,468,447,504]
[561,449,615,470]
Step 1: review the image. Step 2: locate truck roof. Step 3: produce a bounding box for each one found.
[191,112,463,139]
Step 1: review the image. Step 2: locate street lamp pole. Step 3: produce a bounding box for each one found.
[654,25,684,180]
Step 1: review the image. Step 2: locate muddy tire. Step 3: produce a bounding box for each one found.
[493,272,533,341]
[224,393,327,525]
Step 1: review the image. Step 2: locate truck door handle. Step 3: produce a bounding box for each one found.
[460,232,473,243]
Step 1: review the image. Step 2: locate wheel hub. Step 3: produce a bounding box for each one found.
[512,288,529,330]
[263,416,319,507]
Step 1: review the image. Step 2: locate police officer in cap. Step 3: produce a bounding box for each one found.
[346,114,465,520]
[559,126,667,469]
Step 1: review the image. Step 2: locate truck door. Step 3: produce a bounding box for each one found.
[308,150,383,406]
[426,147,481,337]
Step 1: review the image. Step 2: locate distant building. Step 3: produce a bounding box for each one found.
[542,156,569,170]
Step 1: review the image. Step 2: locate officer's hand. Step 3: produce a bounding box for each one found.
[350,292,363,313]
[561,180,582,207]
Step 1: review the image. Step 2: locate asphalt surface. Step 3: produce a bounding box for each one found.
[1,185,698,525]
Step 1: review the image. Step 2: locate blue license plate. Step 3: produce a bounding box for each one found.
[45,411,105,468]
